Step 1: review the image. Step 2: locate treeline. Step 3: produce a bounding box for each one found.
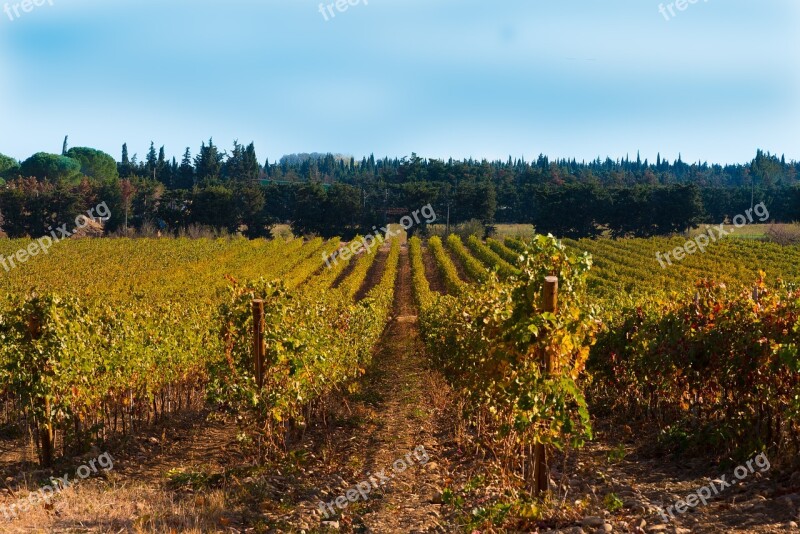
[0,140,798,239]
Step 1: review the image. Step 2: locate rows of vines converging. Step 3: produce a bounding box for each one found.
[589,274,800,457]
[210,237,399,452]
[412,234,598,487]
[0,236,395,465]
[520,235,800,459]
[417,232,800,461]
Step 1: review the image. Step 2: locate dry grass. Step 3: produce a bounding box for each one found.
[0,478,234,533]
[490,224,536,239]
[765,223,800,245]
[688,223,772,238]
[270,223,295,241]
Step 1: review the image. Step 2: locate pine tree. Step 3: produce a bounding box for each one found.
[194,138,223,183]
[178,148,195,189]
[118,143,133,177]
[223,141,245,181]
[243,142,260,181]
[145,142,158,179]
[156,146,170,185]
[160,156,176,188]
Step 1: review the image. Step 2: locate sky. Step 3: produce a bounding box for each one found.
[0,0,798,165]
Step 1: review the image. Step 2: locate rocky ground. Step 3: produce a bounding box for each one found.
[536,432,800,534]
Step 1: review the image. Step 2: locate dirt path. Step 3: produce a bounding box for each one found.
[444,246,471,284]
[347,245,451,532]
[254,244,455,532]
[421,246,447,295]
[354,246,390,301]
[331,254,359,289]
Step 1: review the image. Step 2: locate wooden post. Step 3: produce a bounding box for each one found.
[40,397,54,468]
[27,310,53,468]
[534,276,558,495]
[252,300,265,389]
[542,276,558,373]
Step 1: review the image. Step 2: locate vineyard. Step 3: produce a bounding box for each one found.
[0,230,797,532]
[419,234,800,460]
[0,235,397,466]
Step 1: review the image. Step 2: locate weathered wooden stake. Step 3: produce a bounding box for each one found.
[543,276,558,373]
[252,299,265,389]
[27,310,54,468]
[534,276,558,495]
[40,397,54,468]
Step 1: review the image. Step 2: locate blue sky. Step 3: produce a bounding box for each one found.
[0,0,798,165]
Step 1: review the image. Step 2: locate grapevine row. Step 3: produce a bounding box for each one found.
[466,235,520,278]
[445,234,489,283]
[213,237,402,450]
[408,236,434,309]
[416,235,598,486]
[486,237,521,265]
[337,238,382,300]
[427,236,466,295]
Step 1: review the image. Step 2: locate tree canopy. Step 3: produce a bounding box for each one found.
[1,141,798,239]
[0,153,19,184]
[66,147,119,181]
[19,153,82,183]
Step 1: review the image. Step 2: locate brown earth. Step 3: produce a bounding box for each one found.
[354,245,390,301]
[421,247,448,295]
[443,247,471,284]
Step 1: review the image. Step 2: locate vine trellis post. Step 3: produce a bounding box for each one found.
[252,300,266,388]
[533,276,558,495]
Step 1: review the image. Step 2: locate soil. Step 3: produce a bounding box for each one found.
[331,244,361,289]
[532,423,800,534]
[354,246,390,301]
[443,247,472,284]
[259,245,456,532]
[421,247,448,295]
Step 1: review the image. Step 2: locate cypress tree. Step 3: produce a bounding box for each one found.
[178,148,194,189]
[145,142,158,178]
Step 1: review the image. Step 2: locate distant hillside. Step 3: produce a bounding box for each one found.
[279,153,354,166]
